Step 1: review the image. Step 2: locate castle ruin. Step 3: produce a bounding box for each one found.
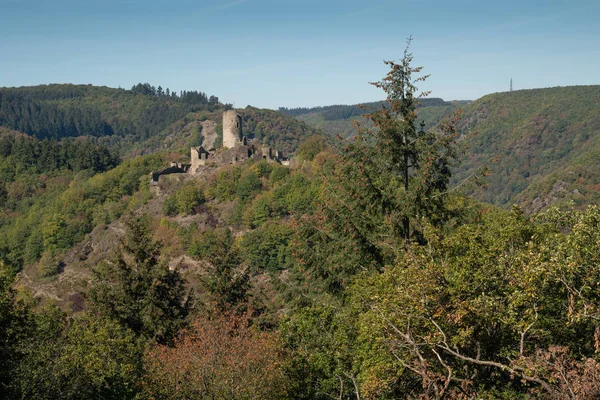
[222,110,243,149]
[151,110,290,185]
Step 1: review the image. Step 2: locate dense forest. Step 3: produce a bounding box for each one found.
[0,83,320,274]
[454,85,600,211]
[0,83,222,140]
[2,46,600,399]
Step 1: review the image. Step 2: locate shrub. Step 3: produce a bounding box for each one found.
[175,184,205,214]
[144,312,288,400]
[239,222,293,272]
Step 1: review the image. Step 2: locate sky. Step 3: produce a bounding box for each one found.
[0,0,598,108]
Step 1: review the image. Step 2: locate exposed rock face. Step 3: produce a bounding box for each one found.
[223,110,243,149]
[200,120,218,150]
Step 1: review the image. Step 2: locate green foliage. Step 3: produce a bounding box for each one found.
[41,213,68,251]
[189,228,249,310]
[282,205,600,398]
[235,170,261,202]
[0,84,221,142]
[0,153,164,269]
[10,309,142,400]
[452,85,600,210]
[163,182,205,215]
[276,173,319,216]
[288,80,600,213]
[0,135,118,176]
[37,251,61,277]
[241,171,318,229]
[281,98,462,140]
[270,164,290,183]
[280,303,358,400]
[239,221,293,272]
[3,40,600,400]
[242,192,272,229]
[0,262,31,396]
[208,166,242,202]
[293,41,470,294]
[162,194,178,216]
[89,215,191,344]
[253,159,273,178]
[240,106,322,153]
[296,135,328,161]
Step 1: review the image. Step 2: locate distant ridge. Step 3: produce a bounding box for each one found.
[278,98,469,139]
[0,84,321,156]
[455,84,600,211]
[285,85,600,212]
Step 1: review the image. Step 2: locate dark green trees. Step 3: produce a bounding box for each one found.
[189,228,249,311]
[363,40,461,242]
[296,39,466,292]
[89,216,191,344]
[0,262,29,396]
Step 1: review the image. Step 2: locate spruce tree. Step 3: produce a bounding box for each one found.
[89,215,191,344]
[296,38,467,292]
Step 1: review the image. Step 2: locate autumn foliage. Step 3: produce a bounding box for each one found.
[143,312,288,399]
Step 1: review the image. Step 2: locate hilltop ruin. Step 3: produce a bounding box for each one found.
[151,110,290,186]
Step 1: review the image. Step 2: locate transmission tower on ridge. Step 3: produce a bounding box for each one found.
[510,78,513,92]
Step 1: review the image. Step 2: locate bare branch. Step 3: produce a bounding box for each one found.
[429,318,556,395]
[343,372,361,400]
[520,306,538,357]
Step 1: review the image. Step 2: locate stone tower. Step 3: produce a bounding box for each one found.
[223,110,242,149]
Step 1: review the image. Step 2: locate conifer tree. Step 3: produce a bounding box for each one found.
[296,38,468,292]
[89,215,191,344]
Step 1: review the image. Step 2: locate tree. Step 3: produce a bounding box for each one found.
[189,228,249,311]
[352,36,465,243]
[89,215,191,344]
[345,205,600,398]
[296,135,328,162]
[174,183,205,214]
[10,309,143,400]
[0,262,31,397]
[295,38,470,292]
[144,312,288,400]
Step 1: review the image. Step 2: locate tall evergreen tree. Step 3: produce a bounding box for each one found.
[296,38,470,292]
[89,215,191,344]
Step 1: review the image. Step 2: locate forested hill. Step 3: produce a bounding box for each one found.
[286,85,600,212]
[279,98,469,138]
[5,62,600,397]
[0,84,322,272]
[0,83,322,157]
[455,85,600,211]
[0,83,223,140]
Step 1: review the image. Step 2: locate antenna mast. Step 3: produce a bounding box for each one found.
[510,78,513,92]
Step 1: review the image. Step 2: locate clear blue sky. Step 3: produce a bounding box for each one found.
[1,0,598,108]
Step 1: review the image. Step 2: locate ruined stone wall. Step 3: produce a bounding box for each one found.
[190,147,201,171]
[223,110,242,149]
[190,146,209,172]
[151,164,187,183]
